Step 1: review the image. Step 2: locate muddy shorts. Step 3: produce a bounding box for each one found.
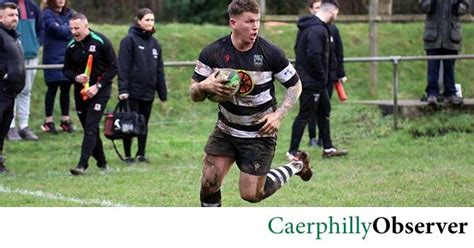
[204,127,277,176]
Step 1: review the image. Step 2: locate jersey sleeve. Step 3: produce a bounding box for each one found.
[272,47,299,88]
[192,45,215,82]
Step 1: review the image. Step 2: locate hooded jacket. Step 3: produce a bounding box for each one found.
[294,14,331,90]
[419,0,470,51]
[118,25,167,102]
[328,24,345,81]
[0,23,26,97]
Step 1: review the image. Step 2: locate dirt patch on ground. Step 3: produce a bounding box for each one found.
[264,21,290,28]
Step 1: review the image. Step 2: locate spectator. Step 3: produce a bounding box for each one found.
[0,2,26,173]
[63,13,117,176]
[118,8,167,164]
[288,0,348,159]
[41,0,74,134]
[306,0,347,148]
[1,0,41,141]
[419,0,470,106]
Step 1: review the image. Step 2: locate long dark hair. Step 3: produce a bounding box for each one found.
[46,0,69,12]
[135,8,154,23]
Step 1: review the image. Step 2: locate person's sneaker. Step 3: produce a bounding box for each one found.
[0,156,8,173]
[41,122,58,134]
[427,95,438,106]
[293,150,312,181]
[98,164,109,172]
[7,128,22,141]
[308,138,319,147]
[18,127,39,141]
[322,147,348,158]
[60,120,75,133]
[136,155,149,163]
[124,157,135,165]
[445,95,463,106]
[70,166,86,176]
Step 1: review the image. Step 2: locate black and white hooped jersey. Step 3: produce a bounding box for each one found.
[193,35,299,138]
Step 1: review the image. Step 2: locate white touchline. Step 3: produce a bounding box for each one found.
[0,185,133,207]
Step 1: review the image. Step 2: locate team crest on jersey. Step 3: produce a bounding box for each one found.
[254,55,263,68]
[152,48,158,59]
[94,103,102,111]
[89,45,96,52]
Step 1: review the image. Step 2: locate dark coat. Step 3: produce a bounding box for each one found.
[0,23,25,97]
[41,8,73,83]
[118,25,167,102]
[419,0,470,51]
[328,24,345,81]
[294,15,331,90]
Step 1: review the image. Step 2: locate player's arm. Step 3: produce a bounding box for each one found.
[189,71,233,102]
[258,80,302,135]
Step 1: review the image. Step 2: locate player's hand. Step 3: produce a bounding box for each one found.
[200,71,235,97]
[85,84,99,98]
[339,76,347,83]
[119,93,129,100]
[257,112,283,135]
[75,73,89,84]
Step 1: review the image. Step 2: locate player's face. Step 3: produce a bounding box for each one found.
[138,13,155,32]
[230,12,260,45]
[309,2,321,15]
[69,19,89,41]
[0,7,19,30]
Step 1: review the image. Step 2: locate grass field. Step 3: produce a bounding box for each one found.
[0,22,473,207]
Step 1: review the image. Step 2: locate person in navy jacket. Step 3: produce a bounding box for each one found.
[118,8,167,164]
[41,0,74,134]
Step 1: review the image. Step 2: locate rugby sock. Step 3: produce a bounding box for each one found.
[200,189,222,207]
[264,161,301,196]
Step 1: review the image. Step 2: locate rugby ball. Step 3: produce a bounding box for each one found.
[207,69,241,102]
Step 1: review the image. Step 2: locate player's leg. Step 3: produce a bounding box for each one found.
[237,136,312,203]
[239,152,311,203]
[200,128,236,207]
[200,154,234,207]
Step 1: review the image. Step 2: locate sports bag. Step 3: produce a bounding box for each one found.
[104,100,146,161]
[104,100,146,140]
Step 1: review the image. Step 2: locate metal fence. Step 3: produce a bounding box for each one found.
[27,54,474,129]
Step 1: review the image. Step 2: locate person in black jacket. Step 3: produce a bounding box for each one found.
[63,13,118,176]
[0,2,25,173]
[118,8,167,164]
[419,0,470,106]
[288,0,347,159]
[306,0,347,148]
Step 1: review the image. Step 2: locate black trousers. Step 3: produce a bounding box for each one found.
[290,88,332,152]
[44,80,72,117]
[75,94,109,168]
[308,81,334,140]
[0,95,14,152]
[122,98,153,157]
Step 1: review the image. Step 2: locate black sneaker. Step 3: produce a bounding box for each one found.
[41,122,58,134]
[60,120,75,133]
[136,155,149,163]
[70,166,86,176]
[293,151,313,181]
[124,157,135,165]
[0,156,8,173]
